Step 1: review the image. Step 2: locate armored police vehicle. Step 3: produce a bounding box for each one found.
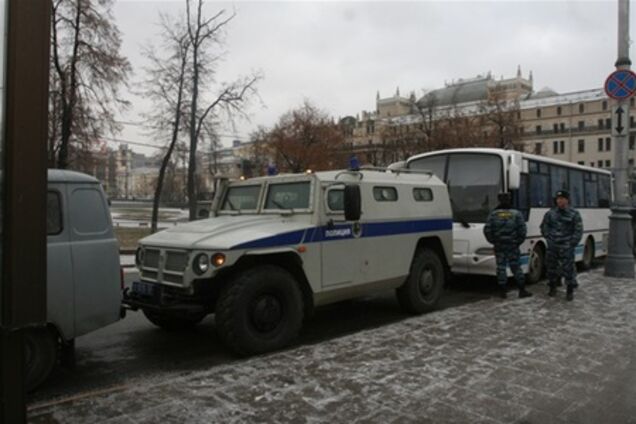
[124,168,453,355]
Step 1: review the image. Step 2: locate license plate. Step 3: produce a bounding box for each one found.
[133,281,156,297]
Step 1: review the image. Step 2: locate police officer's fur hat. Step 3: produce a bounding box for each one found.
[554,190,569,199]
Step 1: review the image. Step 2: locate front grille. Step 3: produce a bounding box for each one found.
[144,249,160,268]
[139,247,189,287]
[165,251,188,272]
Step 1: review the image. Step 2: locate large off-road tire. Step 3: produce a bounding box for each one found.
[396,248,445,314]
[526,243,545,285]
[578,237,594,271]
[25,327,58,392]
[143,309,207,331]
[215,265,304,356]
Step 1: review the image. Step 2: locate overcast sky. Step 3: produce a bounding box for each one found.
[113,0,632,154]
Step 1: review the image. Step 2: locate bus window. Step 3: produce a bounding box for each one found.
[550,165,568,195]
[569,169,584,208]
[530,166,551,207]
[584,173,599,207]
[446,154,502,223]
[409,154,447,180]
[513,173,530,220]
[598,174,611,207]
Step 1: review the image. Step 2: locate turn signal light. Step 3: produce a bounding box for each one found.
[212,253,226,267]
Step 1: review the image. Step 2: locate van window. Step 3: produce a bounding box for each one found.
[327,189,344,211]
[413,188,433,202]
[373,186,398,202]
[47,191,63,235]
[71,188,108,234]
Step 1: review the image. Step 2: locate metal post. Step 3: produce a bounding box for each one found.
[605,0,636,278]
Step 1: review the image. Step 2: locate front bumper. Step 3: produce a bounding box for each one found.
[122,281,206,315]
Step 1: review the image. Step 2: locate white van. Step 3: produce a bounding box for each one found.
[27,170,122,391]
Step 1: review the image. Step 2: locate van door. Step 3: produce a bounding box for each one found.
[68,184,121,337]
[46,185,75,339]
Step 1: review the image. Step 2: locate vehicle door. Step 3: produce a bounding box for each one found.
[46,184,75,339]
[320,185,358,287]
[69,183,121,337]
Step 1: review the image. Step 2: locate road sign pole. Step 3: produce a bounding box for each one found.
[605,0,635,278]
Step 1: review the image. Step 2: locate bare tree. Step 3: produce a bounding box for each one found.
[263,101,345,173]
[50,0,131,169]
[184,0,261,220]
[479,89,522,149]
[141,14,191,233]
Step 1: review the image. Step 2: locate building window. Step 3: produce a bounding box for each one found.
[598,160,603,167]
[630,135,635,150]
[534,142,542,155]
[553,123,558,133]
[536,125,542,134]
[536,109,542,118]
[631,116,635,128]
[553,141,559,154]
[602,100,608,111]
[629,158,634,166]
[631,97,635,107]
[557,106,562,115]
[560,140,565,154]
[598,119,604,129]
[598,138,604,151]
[560,123,565,132]
[606,137,611,151]
[605,160,611,167]
[578,139,585,153]
[590,162,595,167]
[577,161,584,165]
[606,118,612,129]
[578,121,585,130]
[579,103,585,113]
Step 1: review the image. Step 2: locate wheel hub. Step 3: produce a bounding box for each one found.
[419,268,434,294]
[251,294,283,333]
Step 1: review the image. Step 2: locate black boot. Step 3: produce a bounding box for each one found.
[499,286,507,299]
[548,283,557,297]
[566,286,574,301]
[519,287,533,298]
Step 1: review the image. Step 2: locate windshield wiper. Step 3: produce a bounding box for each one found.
[272,199,294,214]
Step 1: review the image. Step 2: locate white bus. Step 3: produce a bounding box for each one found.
[402,148,612,283]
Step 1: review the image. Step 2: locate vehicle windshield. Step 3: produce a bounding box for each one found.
[264,181,311,211]
[410,153,503,224]
[221,185,261,211]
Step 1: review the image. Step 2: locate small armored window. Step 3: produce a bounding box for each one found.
[326,189,344,211]
[373,186,398,202]
[413,188,433,202]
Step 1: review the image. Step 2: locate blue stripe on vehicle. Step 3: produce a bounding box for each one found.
[231,218,452,250]
[520,244,584,267]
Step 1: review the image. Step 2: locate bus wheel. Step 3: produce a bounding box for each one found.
[579,237,594,271]
[526,244,545,285]
[25,327,58,392]
[215,265,304,356]
[397,248,445,314]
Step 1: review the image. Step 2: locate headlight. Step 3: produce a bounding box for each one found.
[135,247,144,266]
[193,253,210,275]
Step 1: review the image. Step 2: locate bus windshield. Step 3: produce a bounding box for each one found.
[410,153,503,223]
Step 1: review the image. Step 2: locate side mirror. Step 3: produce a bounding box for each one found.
[508,153,522,190]
[344,184,361,221]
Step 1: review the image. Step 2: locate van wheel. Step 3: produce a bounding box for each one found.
[397,248,444,314]
[578,237,594,271]
[143,310,206,331]
[526,244,545,285]
[215,265,304,356]
[25,327,58,392]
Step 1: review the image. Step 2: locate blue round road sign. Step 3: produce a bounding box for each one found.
[605,69,636,100]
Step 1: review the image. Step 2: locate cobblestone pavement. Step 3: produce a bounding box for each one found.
[28,267,636,424]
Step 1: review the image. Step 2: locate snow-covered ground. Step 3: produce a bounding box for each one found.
[28,266,636,423]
